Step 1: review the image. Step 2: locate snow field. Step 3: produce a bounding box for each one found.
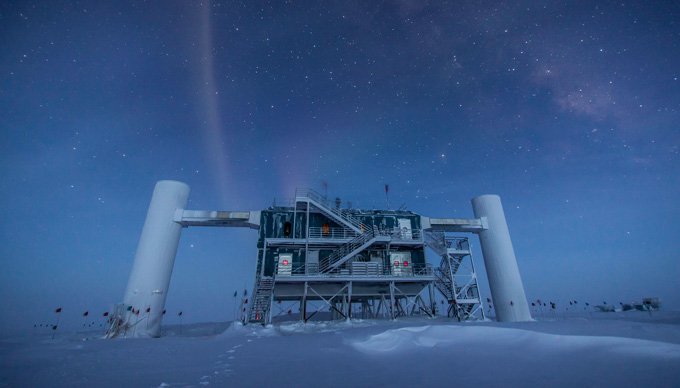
[1,311,679,388]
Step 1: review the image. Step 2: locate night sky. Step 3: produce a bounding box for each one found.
[1,1,678,334]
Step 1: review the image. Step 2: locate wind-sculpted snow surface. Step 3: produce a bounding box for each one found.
[1,312,679,387]
[351,325,680,359]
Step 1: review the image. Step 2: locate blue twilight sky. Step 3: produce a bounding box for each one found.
[1,1,678,334]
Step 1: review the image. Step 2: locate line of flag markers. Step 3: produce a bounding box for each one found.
[44,295,618,337]
[46,307,184,339]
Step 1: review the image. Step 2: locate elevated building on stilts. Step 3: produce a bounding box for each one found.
[112,181,530,337]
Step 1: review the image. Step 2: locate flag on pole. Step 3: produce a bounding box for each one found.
[146,308,151,313]
[178,311,183,316]
[233,291,237,297]
[163,310,167,315]
[55,308,62,313]
[83,311,89,317]
[244,289,248,297]
[103,312,109,317]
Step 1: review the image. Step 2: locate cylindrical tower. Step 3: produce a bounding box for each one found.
[123,180,190,337]
[471,195,531,322]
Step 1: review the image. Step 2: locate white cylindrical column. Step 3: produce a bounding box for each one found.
[123,180,190,337]
[471,195,531,322]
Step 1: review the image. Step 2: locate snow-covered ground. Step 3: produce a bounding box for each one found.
[1,311,679,388]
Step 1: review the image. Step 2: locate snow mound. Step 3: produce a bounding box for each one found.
[350,324,680,360]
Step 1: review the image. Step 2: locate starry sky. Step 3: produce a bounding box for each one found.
[1,1,678,334]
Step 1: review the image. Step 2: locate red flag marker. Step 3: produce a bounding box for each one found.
[103,312,109,317]
[510,301,514,306]
[178,311,183,316]
[487,298,491,303]
[531,303,536,306]
[55,308,62,313]
[162,310,167,315]
[83,311,89,317]
[146,308,150,313]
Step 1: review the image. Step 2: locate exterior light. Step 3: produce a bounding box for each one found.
[394,261,399,266]
[403,261,409,266]
[283,260,289,266]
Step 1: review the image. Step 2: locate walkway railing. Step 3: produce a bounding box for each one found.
[295,188,365,232]
[308,227,422,241]
[284,262,433,277]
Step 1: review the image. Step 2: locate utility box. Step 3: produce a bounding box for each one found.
[390,251,413,276]
[277,253,293,276]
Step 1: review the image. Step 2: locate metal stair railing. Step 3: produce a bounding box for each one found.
[319,228,380,273]
[247,262,278,324]
[424,231,447,256]
[433,268,453,301]
[308,227,359,240]
[295,188,364,233]
[248,278,273,324]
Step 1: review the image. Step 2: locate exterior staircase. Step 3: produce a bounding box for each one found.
[425,232,483,320]
[296,189,389,274]
[319,227,390,273]
[247,260,277,325]
[295,189,364,233]
[247,277,274,324]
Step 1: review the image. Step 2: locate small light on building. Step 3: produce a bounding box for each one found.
[403,261,408,266]
[283,260,289,266]
[394,261,399,266]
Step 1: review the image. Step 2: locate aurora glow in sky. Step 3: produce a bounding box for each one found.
[1,1,678,334]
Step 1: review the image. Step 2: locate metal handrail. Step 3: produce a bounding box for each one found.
[285,261,433,278]
[308,227,360,240]
[445,237,469,250]
[295,188,365,231]
[308,227,422,241]
[320,228,377,272]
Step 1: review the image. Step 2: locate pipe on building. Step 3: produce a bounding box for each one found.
[471,195,531,322]
[122,180,190,337]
